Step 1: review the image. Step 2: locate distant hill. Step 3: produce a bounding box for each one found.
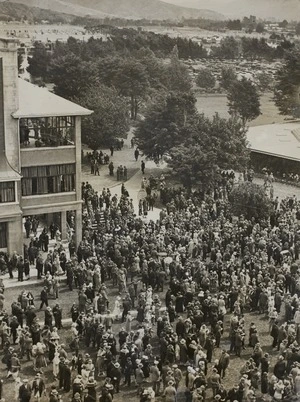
[0,0,77,23]
[6,0,224,21]
[163,0,300,20]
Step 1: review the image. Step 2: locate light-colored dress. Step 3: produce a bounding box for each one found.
[53,351,60,378]
[112,297,122,320]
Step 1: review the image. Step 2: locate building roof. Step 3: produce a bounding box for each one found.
[12,79,93,119]
[247,122,300,162]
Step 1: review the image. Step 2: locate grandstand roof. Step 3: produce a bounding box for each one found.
[247,122,300,162]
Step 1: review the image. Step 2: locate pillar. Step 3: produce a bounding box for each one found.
[61,210,67,241]
[7,217,23,256]
[75,207,82,248]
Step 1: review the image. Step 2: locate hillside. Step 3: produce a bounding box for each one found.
[7,0,224,21]
[0,0,78,22]
[163,0,300,20]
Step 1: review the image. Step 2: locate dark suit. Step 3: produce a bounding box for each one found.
[32,378,45,397]
[19,383,32,402]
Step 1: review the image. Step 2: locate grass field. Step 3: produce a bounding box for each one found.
[196,92,288,127]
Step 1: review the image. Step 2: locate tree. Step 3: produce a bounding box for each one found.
[168,113,249,192]
[220,67,237,91]
[165,45,193,93]
[49,52,97,100]
[114,59,150,120]
[227,19,242,31]
[227,77,261,124]
[296,22,300,36]
[196,68,216,90]
[279,20,289,28]
[212,37,240,60]
[168,144,219,192]
[134,91,197,159]
[274,50,300,117]
[256,71,274,91]
[229,182,273,221]
[77,84,129,150]
[27,41,51,80]
[256,22,265,33]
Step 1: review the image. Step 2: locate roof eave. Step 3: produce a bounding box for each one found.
[11,110,93,119]
[249,148,300,163]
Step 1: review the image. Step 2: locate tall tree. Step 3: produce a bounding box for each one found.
[229,182,273,221]
[77,84,129,150]
[212,37,241,60]
[196,68,216,90]
[227,77,261,124]
[256,22,265,33]
[114,58,150,120]
[27,41,51,81]
[134,92,197,159]
[49,52,97,100]
[165,45,193,93]
[274,50,300,117]
[169,113,249,191]
[168,144,219,192]
[220,67,237,91]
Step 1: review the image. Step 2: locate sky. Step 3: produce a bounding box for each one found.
[162,0,300,20]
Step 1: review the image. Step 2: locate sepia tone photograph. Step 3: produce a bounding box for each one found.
[0,1,300,401]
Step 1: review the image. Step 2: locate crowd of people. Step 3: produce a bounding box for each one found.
[1,173,300,402]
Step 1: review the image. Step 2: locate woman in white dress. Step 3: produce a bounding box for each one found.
[112,296,122,321]
[218,295,227,320]
[53,350,60,378]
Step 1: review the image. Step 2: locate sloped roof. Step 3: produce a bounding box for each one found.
[12,79,92,119]
[247,122,300,162]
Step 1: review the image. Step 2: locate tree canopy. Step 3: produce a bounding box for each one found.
[48,52,97,100]
[76,84,129,150]
[274,50,300,118]
[196,68,216,90]
[134,91,197,160]
[27,41,51,81]
[168,114,249,191]
[229,182,273,221]
[227,77,261,124]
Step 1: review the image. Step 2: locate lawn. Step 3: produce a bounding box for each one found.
[196,92,287,127]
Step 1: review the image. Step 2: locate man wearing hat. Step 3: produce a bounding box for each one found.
[150,360,161,396]
[72,375,83,397]
[135,362,145,395]
[217,350,230,379]
[110,362,121,393]
[86,377,97,401]
[163,380,176,402]
[19,379,32,402]
[209,368,221,397]
[40,287,48,310]
[53,304,62,330]
[49,388,59,402]
[172,364,182,390]
[72,392,82,402]
[32,373,46,402]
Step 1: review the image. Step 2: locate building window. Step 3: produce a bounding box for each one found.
[21,164,75,196]
[0,222,7,248]
[0,181,15,203]
[20,116,75,148]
